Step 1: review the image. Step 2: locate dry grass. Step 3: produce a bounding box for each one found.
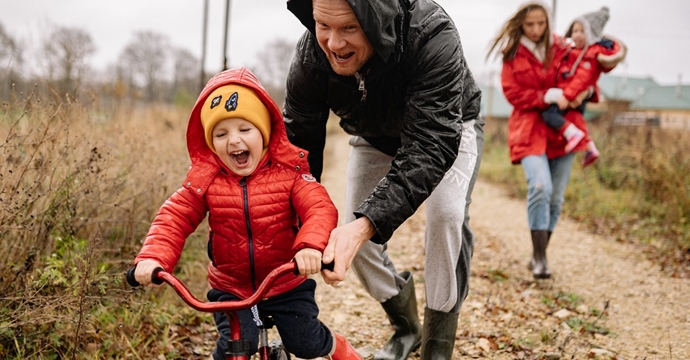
[0,84,688,358]
[0,87,193,358]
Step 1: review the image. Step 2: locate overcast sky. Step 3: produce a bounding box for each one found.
[1,0,688,86]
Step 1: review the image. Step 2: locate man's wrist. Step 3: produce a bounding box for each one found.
[355,216,376,242]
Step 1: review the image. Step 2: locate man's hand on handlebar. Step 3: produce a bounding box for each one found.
[134,259,164,287]
[321,217,375,287]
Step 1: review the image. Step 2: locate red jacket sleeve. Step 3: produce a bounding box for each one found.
[501,59,549,112]
[598,40,626,72]
[134,187,208,272]
[289,174,337,253]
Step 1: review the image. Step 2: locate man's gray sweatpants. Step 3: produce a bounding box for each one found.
[348,119,484,313]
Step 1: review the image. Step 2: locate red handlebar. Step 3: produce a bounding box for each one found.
[126,260,334,312]
[152,262,297,313]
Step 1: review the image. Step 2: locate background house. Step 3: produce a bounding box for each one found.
[481,74,690,131]
[626,84,690,130]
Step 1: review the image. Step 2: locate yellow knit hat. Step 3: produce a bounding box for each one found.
[200,84,271,153]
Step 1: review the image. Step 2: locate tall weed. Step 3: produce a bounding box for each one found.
[0,85,194,357]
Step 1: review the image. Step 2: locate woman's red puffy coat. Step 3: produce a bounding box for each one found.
[501,36,588,163]
[135,68,338,299]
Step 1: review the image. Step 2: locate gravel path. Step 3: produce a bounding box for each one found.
[313,130,690,359]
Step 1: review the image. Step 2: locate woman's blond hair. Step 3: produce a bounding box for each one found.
[486,2,553,66]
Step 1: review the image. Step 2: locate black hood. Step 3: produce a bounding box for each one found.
[286,0,401,63]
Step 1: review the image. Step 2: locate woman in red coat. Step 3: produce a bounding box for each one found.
[487,2,588,279]
[132,68,361,359]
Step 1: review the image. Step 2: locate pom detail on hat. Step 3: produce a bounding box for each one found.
[200,85,271,153]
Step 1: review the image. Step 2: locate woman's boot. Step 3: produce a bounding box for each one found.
[530,230,551,279]
[373,271,422,360]
[329,333,362,360]
[420,307,459,360]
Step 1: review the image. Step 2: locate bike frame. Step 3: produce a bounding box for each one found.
[127,262,297,360]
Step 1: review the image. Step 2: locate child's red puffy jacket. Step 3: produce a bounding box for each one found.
[558,39,625,103]
[135,68,338,299]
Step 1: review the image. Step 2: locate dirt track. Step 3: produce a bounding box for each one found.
[314,130,690,359]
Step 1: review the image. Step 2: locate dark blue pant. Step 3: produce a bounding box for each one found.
[542,102,588,131]
[542,104,567,130]
[208,279,333,359]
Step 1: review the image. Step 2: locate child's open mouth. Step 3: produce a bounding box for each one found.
[232,150,249,165]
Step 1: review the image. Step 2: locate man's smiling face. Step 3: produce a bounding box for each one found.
[312,0,374,76]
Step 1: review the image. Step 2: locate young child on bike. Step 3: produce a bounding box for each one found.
[133,67,361,360]
[542,6,626,166]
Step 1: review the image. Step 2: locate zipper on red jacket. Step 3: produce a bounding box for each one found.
[240,177,258,292]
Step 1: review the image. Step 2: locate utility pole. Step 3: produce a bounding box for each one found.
[222,0,232,71]
[552,0,557,31]
[200,0,209,91]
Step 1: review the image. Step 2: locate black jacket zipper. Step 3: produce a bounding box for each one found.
[354,71,368,102]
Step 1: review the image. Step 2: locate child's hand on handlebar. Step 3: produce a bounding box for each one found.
[294,248,323,276]
[135,259,164,287]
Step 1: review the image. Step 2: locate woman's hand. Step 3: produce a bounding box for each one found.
[556,95,569,110]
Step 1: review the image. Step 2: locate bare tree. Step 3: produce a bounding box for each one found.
[0,21,25,100]
[170,47,200,105]
[0,22,22,72]
[251,38,296,104]
[119,31,170,102]
[97,61,136,112]
[42,26,95,98]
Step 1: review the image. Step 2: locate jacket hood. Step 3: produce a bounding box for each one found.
[287,0,402,63]
[187,68,310,184]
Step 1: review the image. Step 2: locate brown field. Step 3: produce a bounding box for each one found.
[0,92,688,358]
